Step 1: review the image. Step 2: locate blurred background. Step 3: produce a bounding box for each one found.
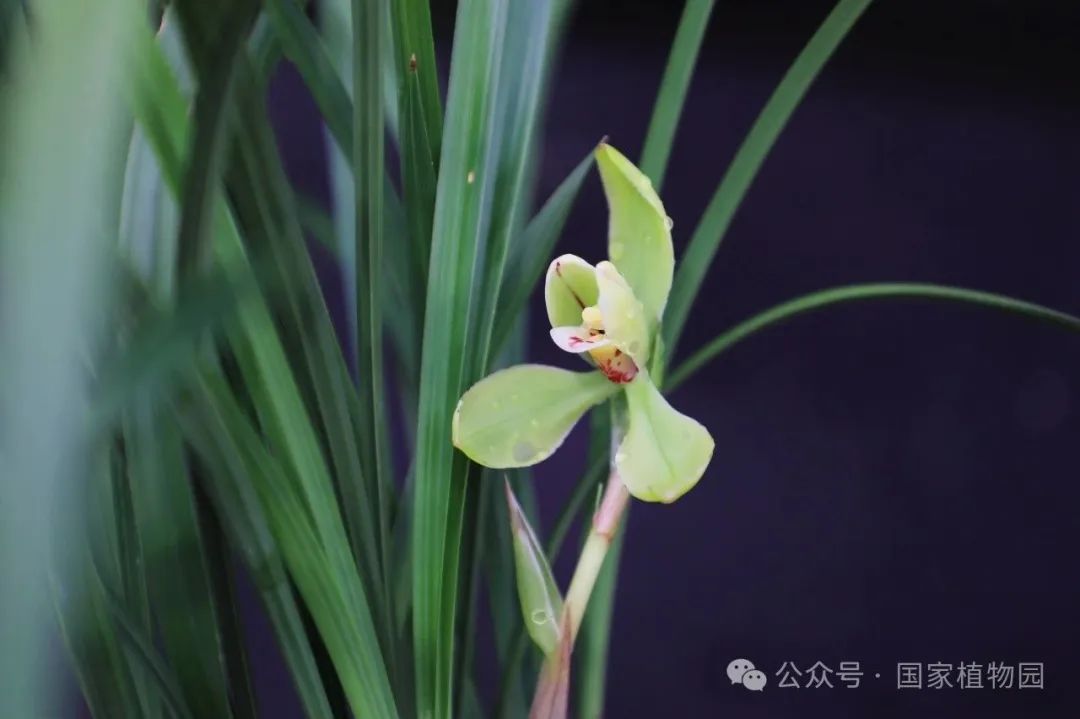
[55,0,1080,715]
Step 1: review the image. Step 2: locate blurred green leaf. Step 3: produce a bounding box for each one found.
[0,0,134,714]
[93,265,256,430]
[124,400,234,719]
[105,591,197,719]
[178,374,335,719]
[265,0,353,152]
[128,24,398,717]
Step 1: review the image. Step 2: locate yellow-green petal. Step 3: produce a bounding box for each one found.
[596,261,650,367]
[452,364,620,468]
[616,373,714,503]
[595,143,674,323]
[544,254,598,329]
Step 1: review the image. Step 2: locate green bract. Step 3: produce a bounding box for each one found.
[452,143,715,503]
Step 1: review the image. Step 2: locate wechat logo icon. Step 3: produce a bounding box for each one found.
[728,658,767,692]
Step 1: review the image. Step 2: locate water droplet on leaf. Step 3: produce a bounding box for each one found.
[664,216,674,230]
[513,440,537,463]
[530,609,549,625]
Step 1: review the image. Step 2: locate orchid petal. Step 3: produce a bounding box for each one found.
[549,326,610,354]
[595,143,674,324]
[453,364,620,468]
[615,373,714,503]
[544,254,598,329]
[595,261,650,366]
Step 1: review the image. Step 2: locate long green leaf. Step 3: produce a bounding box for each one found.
[473,0,555,369]
[664,0,875,354]
[352,0,396,663]
[105,592,197,719]
[178,378,334,719]
[639,0,717,189]
[389,0,442,160]
[125,400,233,719]
[128,25,398,717]
[400,59,437,294]
[190,372,399,717]
[265,0,353,152]
[411,1,510,715]
[0,0,132,714]
[667,283,1080,391]
[52,546,143,719]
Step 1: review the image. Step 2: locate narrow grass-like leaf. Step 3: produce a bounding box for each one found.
[189,371,399,717]
[389,0,442,160]
[105,592,197,719]
[667,283,1080,392]
[473,0,555,369]
[352,0,396,656]
[638,0,717,189]
[400,60,437,290]
[109,447,159,719]
[225,55,392,642]
[412,1,510,714]
[492,152,593,352]
[664,0,875,354]
[178,378,334,719]
[125,400,233,719]
[52,550,143,719]
[265,0,353,155]
[171,1,251,273]
[128,27,398,717]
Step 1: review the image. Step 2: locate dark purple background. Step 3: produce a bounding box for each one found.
[260,1,1080,716]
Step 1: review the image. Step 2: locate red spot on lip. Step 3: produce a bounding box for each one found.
[599,358,638,384]
[569,336,585,347]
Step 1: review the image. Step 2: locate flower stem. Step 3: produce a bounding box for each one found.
[564,477,630,641]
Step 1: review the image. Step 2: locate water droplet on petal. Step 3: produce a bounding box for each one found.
[664,216,674,230]
[614,451,627,464]
[513,440,537,463]
[530,609,549,625]
[610,242,624,261]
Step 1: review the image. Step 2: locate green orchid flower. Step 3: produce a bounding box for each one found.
[452,143,714,502]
